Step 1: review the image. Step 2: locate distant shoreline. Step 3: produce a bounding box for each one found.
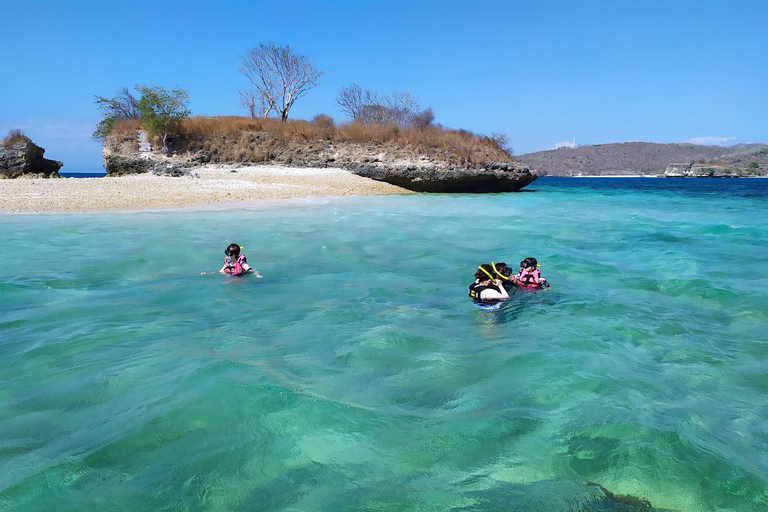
[543,175,768,179]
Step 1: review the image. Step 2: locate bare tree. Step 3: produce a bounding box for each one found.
[489,132,514,156]
[410,107,435,129]
[387,90,420,126]
[238,43,323,122]
[336,83,380,121]
[92,87,140,140]
[238,88,272,118]
[336,84,432,128]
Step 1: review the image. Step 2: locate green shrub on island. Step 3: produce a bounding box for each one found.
[93,87,140,140]
[135,85,191,153]
[94,85,191,152]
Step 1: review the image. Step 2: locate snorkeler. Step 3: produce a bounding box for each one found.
[514,257,550,289]
[201,243,263,277]
[469,264,510,303]
[490,261,516,291]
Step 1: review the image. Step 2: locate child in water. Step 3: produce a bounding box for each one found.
[513,257,549,289]
[202,243,263,277]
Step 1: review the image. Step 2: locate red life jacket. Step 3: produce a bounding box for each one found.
[224,255,247,275]
[516,267,542,289]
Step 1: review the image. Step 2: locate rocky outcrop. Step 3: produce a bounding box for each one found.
[350,160,536,192]
[102,134,194,177]
[103,154,193,177]
[664,163,740,177]
[0,139,63,178]
[103,132,537,192]
[251,139,537,192]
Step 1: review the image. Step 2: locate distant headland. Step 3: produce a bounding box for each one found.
[516,141,768,177]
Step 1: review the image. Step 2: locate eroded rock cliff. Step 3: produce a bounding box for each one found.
[103,131,537,192]
[0,139,63,178]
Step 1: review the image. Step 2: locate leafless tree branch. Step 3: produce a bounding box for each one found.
[238,43,323,122]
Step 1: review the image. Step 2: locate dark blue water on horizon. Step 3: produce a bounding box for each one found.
[534,176,768,198]
[1,178,767,511]
[59,172,106,178]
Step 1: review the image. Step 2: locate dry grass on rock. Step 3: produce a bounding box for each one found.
[111,116,515,168]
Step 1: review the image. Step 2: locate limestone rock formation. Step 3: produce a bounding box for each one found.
[102,132,537,191]
[350,160,537,193]
[103,154,193,177]
[102,134,194,177]
[0,139,63,178]
[265,140,538,192]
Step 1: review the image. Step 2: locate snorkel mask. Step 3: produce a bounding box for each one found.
[520,258,540,270]
[225,246,244,257]
[491,262,510,280]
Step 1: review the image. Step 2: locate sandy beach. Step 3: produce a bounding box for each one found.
[0,165,411,214]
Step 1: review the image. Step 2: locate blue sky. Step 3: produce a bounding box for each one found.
[1,0,766,173]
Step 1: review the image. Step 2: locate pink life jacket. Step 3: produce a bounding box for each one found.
[516,267,542,289]
[224,254,247,275]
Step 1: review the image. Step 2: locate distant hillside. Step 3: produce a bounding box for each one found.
[517,142,768,176]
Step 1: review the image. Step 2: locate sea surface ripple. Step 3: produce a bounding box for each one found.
[1,178,767,511]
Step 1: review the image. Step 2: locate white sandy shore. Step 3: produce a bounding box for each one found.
[0,165,411,214]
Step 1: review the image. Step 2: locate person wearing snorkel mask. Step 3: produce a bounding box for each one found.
[490,262,516,291]
[200,243,263,277]
[469,264,510,303]
[514,257,550,289]
[220,243,262,276]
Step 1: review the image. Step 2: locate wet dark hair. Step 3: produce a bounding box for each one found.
[225,243,240,257]
[475,264,495,281]
[520,257,538,269]
[493,262,513,278]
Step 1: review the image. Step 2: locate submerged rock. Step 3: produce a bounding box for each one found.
[0,139,63,178]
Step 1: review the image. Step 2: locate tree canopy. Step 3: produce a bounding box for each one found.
[92,87,140,140]
[135,85,191,152]
[94,85,191,152]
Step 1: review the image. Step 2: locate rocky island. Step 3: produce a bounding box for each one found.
[102,120,537,193]
[0,119,537,214]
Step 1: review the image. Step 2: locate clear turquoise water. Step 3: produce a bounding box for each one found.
[1,178,767,511]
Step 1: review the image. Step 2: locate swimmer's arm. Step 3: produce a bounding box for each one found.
[481,280,510,300]
[201,265,227,275]
[241,262,263,278]
[497,280,510,298]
